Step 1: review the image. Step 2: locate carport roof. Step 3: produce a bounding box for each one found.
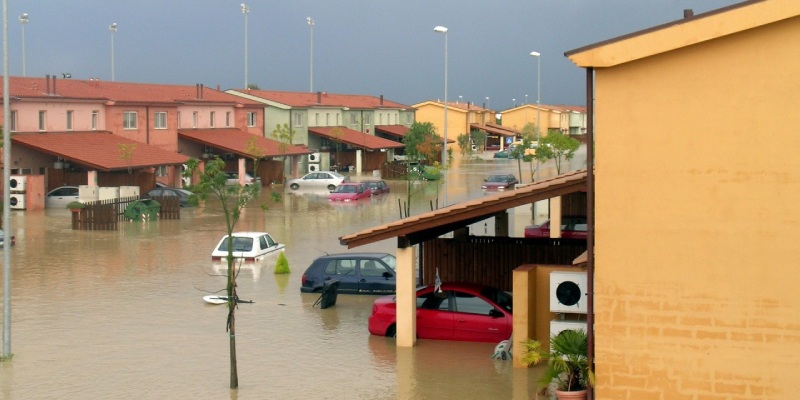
[178,128,312,157]
[309,126,405,150]
[340,169,588,248]
[470,123,518,137]
[12,132,190,172]
[375,125,410,138]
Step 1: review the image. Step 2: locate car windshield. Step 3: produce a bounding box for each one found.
[334,185,357,193]
[217,237,254,252]
[367,182,379,188]
[487,175,508,182]
[480,286,513,313]
[380,254,396,270]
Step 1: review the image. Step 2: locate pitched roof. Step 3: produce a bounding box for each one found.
[178,128,312,157]
[411,100,491,112]
[470,123,519,137]
[226,89,411,109]
[309,127,405,150]
[566,0,797,67]
[501,104,586,114]
[340,169,588,248]
[12,132,190,172]
[2,76,261,106]
[375,125,410,138]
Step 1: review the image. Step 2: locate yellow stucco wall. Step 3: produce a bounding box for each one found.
[501,105,551,135]
[413,102,469,141]
[590,11,800,399]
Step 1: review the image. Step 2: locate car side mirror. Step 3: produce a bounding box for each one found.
[489,309,504,318]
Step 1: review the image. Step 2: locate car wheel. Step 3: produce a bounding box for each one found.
[290,183,300,190]
[327,184,336,190]
[386,324,396,338]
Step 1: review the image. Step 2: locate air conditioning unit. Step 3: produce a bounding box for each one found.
[550,320,587,339]
[79,185,99,202]
[9,193,26,210]
[99,187,120,201]
[308,163,320,172]
[119,186,140,198]
[308,152,321,163]
[9,175,27,192]
[550,271,588,314]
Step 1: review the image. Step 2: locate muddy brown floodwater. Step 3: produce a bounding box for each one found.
[0,151,584,399]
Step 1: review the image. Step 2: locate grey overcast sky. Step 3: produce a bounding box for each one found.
[7,0,740,110]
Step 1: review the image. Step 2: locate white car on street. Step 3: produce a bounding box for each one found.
[286,171,348,191]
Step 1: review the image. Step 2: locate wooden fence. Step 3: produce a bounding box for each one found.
[71,195,181,230]
[421,236,587,292]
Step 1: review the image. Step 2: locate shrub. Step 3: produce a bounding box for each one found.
[274,251,290,274]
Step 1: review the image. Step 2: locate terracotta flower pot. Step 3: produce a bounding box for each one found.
[555,389,587,400]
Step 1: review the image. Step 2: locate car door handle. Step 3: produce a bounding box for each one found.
[488,328,499,331]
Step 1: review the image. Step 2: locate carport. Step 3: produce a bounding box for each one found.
[339,169,587,349]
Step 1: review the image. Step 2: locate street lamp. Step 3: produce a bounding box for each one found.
[486,96,490,109]
[525,94,528,105]
[530,51,541,180]
[109,23,117,81]
[307,17,314,92]
[19,14,28,77]
[241,3,250,88]
[434,25,448,206]
[513,98,516,107]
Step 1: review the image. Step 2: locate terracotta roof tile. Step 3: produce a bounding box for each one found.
[12,132,190,172]
[375,125,410,138]
[309,126,405,150]
[230,89,411,109]
[178,128,311,157]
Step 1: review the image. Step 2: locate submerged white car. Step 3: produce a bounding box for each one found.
[211,232,285,262]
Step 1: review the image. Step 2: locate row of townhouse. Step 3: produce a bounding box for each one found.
[0,76,414,210]
[412,100,586,151]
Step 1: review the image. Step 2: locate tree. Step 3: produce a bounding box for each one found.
[329,126,345,167]
[244,136,266,184]
[456,133,472,156]
[533,131,581,175]
[403,122,441,163]
[470,129,487,152]
[183,157,261,389]
[117,143,137,174]
[510,130,536,183]
[270,123,296,183]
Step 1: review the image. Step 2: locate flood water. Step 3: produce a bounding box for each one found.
[0,150,585,400]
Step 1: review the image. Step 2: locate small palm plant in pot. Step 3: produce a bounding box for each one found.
[538,328,594,399]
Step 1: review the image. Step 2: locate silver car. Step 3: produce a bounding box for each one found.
[287,171,348,191]
[45,186,79,208]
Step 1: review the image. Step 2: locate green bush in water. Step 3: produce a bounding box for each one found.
[274,251,290,274]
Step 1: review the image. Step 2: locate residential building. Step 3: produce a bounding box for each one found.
[500,104,587,138]
[412,100,496,150]
[566,0,800,398]
[227,89,412,172]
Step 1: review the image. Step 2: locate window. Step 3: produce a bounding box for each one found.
[9,111,17,132]
[349,113,358,127]
[378,114,383,125]
[154,112,167,129]
[325,113,330,126]
[453,291,496,315]
[405,113,413,124]
[66,110,73,130]
[323,259,356,276]
[123,111,137,129]
[38,110,46,131]
[359,260,388,278]
[226,112,231,127]
[192,112,198,128]
[294,112,303,127]
[364,113,371,126]
[91,111,99,130]
[177,111,181,128]
[314,113,319,126]
[246,112,256,127]
[155,166,167,177]
[209,111,215,127]
[336,114,340,125]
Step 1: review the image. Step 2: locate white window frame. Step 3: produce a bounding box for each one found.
[192,111,198,128]
[123,111,138,129]
[246,112,256,127]
[364,113,372,126]
[91,110,99,130]
[226,112,231,127]
[209,111,215,128]
[66,110,74,131]
[294,112,303,127]
[155,166,168,177]
[349,113,358,127]
[154,112,167,129]
[10,110,17,132]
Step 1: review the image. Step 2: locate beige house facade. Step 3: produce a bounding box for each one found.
[412,100,494,148]
[567,0,800,398]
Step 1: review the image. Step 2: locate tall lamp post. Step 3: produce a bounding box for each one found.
[241,3,250,88]
[19,13,28,77]
[530,51,541,181]
[307,17,314,92]
[109,23,117,81]
[434,25,448,206]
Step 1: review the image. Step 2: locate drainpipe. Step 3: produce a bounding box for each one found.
[586,67,595,400]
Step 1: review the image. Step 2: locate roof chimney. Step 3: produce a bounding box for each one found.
[684,9,694,18]
[200,84,204,100]
[53,75,57,95]
[46,74,51,95]
[317,91,322,104]
[195,84,200,99]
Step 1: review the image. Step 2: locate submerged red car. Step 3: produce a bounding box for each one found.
[328,182,371,202]
[524,216,587,239]
[368,282,513,343]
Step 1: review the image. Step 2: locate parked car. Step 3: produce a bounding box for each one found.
[225,172,260,186]
[45,186,79,208]
[368,282,513,343]
[328,182,371,202]
[211,231,285,261]
[147,187,194,207]
[524,216,587,239]
[287,171,348,191]
[301,252,397,294]
[364,180,390,195]
[482,174,519,190]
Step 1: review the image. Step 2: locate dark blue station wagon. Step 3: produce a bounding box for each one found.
[300,253,397,295]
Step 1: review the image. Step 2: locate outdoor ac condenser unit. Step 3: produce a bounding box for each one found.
[550,271,588,314]
[9,175,27,192]
[308,163,320,172]
[10,193,26,210]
